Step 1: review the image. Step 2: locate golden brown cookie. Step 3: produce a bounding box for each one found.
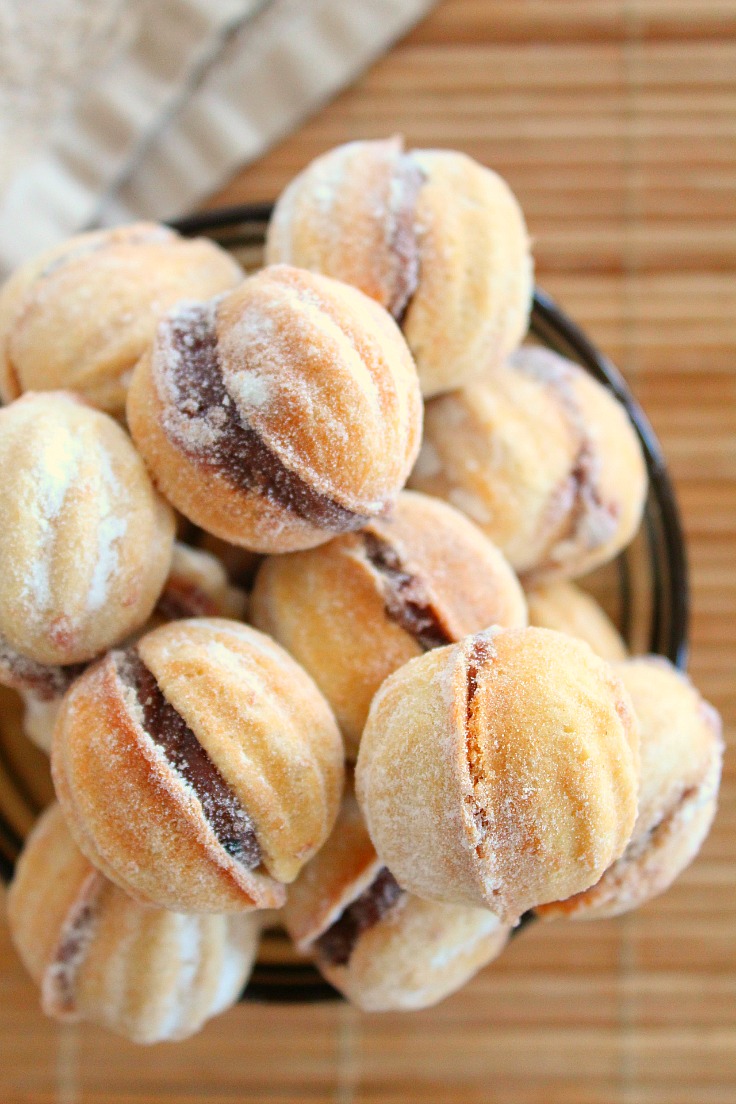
[526,580,627,662]
[538,657,723,920]
[285,778,509,1011]
[52,618,344,913]
[0,222,243,414]
[266,137,533,397]
[251,491,526,757]
[127,265,422,553]
[356,627,639,923]
[0,392,175,669]
[409,347,647,581]
[7,805,260,1043]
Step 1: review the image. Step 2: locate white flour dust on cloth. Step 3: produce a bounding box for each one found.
[0,0,436,275]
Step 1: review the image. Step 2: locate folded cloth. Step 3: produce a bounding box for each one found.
[0,0,435,274]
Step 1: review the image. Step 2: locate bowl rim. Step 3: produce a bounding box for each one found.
[0,204,691,1006]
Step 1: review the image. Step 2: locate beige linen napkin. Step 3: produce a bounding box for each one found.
[0,0,435,274]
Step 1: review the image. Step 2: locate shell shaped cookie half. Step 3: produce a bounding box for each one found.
[127,265,422,553]
[285,778,509,1011]
[539,656,723,920]
[0,391,175,667]
[356,626,640,923]
[266,136,533,397]
[0,222,243,414]
[52,618,344,913]
[409,346,647,582]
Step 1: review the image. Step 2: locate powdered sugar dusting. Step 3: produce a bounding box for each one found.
[153,296,368,531]
[87,447,127,613]
[154,298,226,453]
[220,309,279,423]
[228,371,271,410]
[20,428,85,616]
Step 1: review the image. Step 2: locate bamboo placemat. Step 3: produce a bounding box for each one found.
[1,2,734,1100]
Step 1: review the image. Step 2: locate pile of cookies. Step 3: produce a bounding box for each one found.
[0,138,722,1042]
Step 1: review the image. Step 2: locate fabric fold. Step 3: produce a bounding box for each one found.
[0,0,435,274]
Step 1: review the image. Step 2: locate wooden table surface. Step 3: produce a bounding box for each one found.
[2,2,735,1101]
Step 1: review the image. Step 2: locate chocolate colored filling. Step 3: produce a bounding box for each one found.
[386,156,425,323]
[163,304,368,533]
[315,868,404,966]
[565,441,620,545]
[0,632,85,700]
[362,530,454,651]
[154,578,221,621]
[509,349,620,567]
[117,650,261,869]
[47,900,98,1013]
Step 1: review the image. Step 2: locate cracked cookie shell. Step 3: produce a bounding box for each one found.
[0,222,243,414]
[52,618,344,913]
[127,265,422,553]
[538,657,723,920]
[266,137,533,397]
[285,778,509,1011]
[526,580,627,662]
[251,490,526,757]
[7,804,260,1044]
[356,627,639,923]
[0,392,175,670]
[409,347,647,581]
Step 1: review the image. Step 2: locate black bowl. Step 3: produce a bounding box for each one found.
[0,204,688,1003]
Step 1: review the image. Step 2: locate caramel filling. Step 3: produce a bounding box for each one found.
[160,303,368,533]
[386,155,425,323]
[362,530,454,651]
[0,631,84,700]
[465,635,494,726]
[315,868,404,966]
[464,635,497,862]
[117,650,261,869]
